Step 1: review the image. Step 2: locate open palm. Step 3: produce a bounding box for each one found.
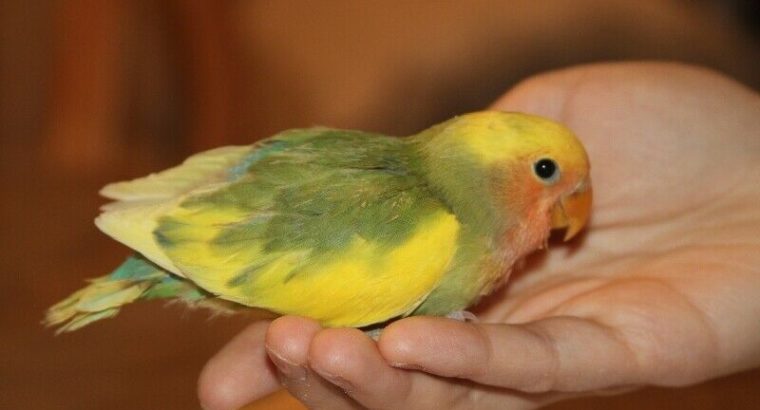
[199,63,760,410]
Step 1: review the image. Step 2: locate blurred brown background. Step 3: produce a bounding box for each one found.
[2,1,759,409]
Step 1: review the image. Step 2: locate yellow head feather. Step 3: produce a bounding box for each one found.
[427,111,589,177]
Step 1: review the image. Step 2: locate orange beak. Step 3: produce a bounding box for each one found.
[550,178,592,241]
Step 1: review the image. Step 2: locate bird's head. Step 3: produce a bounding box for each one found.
[417,111,591,242]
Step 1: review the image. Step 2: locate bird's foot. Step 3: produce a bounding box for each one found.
[363,311,478,341]
[446,310,479,323]
[364,328,383,341]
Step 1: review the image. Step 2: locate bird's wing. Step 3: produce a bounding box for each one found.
[95,144,262,275]
[152,129,462,327]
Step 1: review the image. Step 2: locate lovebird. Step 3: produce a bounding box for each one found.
[46,111,591,333]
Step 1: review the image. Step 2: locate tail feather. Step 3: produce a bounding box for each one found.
[45,255,214,334]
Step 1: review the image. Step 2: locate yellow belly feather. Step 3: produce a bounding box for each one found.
[249,211,460,327]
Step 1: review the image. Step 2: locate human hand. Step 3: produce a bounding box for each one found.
[198,62,760,410]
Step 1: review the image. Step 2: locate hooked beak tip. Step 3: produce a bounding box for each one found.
[551,180,592,241]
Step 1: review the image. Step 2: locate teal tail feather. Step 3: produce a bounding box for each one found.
[44,254,215,333]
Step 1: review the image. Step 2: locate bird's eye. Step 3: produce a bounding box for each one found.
[533,158,560,184]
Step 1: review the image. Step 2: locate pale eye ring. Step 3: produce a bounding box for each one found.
[533,158,560,184]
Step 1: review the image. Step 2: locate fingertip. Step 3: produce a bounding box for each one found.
[197,365,245,410]
[376,317,418,361]
[308,327,419,409]
[378,317,494,379]
[266,320,363,409]
[308,327,371,385]
[265,316,322,364]
[378,316,452,366]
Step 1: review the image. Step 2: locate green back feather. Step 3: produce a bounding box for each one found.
[153,128,464,311]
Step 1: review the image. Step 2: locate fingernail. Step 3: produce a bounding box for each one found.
[389,362,427,372]
[313,367,355,393]
[267,348,307,381]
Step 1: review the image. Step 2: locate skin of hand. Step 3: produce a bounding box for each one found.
[197,62,760,410]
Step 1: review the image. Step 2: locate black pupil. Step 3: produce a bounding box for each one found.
[535,159,557,180]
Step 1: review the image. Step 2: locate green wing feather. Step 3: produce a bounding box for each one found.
[153,128,461,325]
[94,145,254,274]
